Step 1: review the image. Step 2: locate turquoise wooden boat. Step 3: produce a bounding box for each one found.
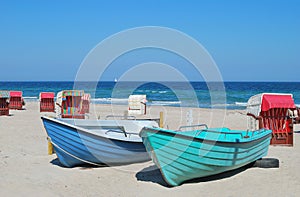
[140,125,272,186]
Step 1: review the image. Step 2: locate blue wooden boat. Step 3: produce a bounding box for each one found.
[41,116,158,167]
[140,124,272,186]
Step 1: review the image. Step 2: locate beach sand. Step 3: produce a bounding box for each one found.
[1,102,300,196]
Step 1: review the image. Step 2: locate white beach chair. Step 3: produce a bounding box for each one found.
[128,95,147,115]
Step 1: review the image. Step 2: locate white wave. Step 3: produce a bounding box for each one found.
[90,98,251,108]
[296,104,300,108]
[150,101,181,106]
[158,91,167,93]
[23,96,38,101]
[91,98,128,104]
[211,102,248,108]
[235,102,248,106]
[211,103,233,107]
[23,97,38,102]
[23,96,38,99]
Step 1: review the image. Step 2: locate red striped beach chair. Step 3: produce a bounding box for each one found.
[82,93,90,113]
[0,91,9,116]
[56,90,85,119]
[40,92,55,112]
[9,91,24,110]
[247,93,296,146]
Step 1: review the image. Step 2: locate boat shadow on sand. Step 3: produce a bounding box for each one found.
[50,158,108,168]
[136,163,254,187]
[50,158,151,169]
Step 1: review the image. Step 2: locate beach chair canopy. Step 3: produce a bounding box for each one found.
[0,91,10,98]
[247,93,296,116]
[10,91,22,97]
[261,94,295,111]
[40,92,55,99]
[56,90,84,106]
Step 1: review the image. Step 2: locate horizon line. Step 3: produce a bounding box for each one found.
[1,80,300,83]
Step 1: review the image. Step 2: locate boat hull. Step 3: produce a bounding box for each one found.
[42,117,153,167]
[140,127,272,186]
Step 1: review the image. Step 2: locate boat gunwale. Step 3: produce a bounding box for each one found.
[48,123,148,152]
[140,127,272,145]
[42,116,151,143]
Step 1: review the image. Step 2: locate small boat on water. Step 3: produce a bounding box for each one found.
[140,124,272,186]
[42,116,158,167]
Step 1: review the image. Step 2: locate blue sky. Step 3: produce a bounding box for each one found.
[0,0,299,81]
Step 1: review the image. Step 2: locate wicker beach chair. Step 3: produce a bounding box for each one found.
[56,90,85,119]
[0,91,10,116]
[128,95,147,115]
[9,91,24,110]
[247,93,296,146]
[296,107,300,124]
[82,93,90,113]
[40,92,55,112]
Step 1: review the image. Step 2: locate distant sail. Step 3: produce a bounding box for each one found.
[114,78,118,82]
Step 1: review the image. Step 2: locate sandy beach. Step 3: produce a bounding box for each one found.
[1,102,300,196]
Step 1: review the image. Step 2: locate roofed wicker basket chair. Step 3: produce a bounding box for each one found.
[55,90,85,119]
[246,93,296,146]
[40,92,55,112]
[9,91,24,110]
[81,93,90,114]
[0,91,10,116]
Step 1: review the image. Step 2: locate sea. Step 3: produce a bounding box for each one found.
[1,81,300,110]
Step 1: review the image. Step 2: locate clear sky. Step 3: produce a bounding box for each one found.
[0,0,299,81]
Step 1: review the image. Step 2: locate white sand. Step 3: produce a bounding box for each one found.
[1,102,300,196]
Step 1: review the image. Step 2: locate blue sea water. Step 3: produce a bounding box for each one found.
[1,81,300,109]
